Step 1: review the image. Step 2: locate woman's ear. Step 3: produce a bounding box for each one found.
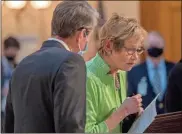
[104,39,113,52]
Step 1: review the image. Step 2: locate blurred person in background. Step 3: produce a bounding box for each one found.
[127,31,175,114]
[85,13,147,133]
[165,59,182,112]
[1,36,20,120]
[3,1,99,133]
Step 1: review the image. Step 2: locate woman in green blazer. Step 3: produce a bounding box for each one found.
[85,13,147,133]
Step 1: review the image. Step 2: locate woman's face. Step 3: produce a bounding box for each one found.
[103,36,144,71]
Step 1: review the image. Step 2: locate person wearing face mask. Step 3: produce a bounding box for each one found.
[3,1,99,133]
[127,31,175,114]
[1,36,20,123]
[85,13,147,133]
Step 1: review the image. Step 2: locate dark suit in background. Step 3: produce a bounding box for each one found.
[127,59,174,114]
[3,40,86,133]
[165,59,182,112]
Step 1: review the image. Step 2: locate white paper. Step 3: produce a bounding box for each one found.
[128,93,160,133]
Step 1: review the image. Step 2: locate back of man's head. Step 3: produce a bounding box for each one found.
[146,31,165,49]
[51,1,99,38]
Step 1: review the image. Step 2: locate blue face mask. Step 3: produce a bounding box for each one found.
[78,51,84,56]
[78,31,88,55]
[78,43,88,56]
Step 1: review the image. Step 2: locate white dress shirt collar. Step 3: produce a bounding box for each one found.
[48,38,70,51]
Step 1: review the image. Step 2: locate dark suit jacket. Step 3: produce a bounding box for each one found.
[3,40,86,133]
[127,60,175,114]
[165,59,182,112]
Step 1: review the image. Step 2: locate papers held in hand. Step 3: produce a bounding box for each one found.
[128,93,160,133]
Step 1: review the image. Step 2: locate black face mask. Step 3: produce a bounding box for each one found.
[147,47,163,58]
[6,56,15,62]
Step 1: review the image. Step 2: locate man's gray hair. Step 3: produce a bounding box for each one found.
[51,1,99,38]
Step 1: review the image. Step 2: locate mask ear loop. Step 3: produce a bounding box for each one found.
[82,30,88,51]
[78,30,85,52]
[83,30,87,37]
[78,43,81,52]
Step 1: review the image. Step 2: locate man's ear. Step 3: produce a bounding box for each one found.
[75,30,82,42]
[83,29,87,38]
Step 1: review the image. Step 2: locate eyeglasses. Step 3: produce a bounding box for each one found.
[123,46,145,55]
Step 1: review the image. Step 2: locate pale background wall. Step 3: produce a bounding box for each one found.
[2,1,181,62]
[103,1,139,20]
[1,1,140,62]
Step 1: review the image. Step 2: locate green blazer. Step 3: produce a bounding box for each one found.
[85,53,127,133]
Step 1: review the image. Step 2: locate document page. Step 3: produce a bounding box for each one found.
[128,93,160,133]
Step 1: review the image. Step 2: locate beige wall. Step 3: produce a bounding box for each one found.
[103,1,140,20]
[2,1,140,61]
[2,1,60,62]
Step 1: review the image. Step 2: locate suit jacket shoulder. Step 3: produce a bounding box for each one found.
[165,59,182,112]
[4,40,87,133]
[165,60,175,68]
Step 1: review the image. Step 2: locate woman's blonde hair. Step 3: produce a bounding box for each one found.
[99,13,147,55]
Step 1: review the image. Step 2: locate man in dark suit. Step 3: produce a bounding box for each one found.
[3,1,99,133]
[127,31,175,114]
[165,59,182,112]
